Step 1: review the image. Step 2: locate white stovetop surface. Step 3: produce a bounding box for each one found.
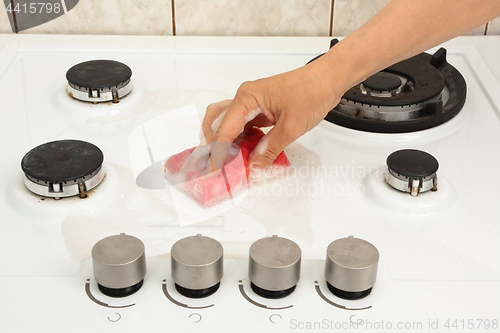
[0,34,499,332]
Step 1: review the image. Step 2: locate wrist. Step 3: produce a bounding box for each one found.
[304,47,358,110]
[321,40,372,96]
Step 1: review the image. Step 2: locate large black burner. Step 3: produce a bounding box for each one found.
[66,60,131,91]
[22,140,103,183]
[66,60,132,103]
[21,140,104,198]
[308,39,467,133]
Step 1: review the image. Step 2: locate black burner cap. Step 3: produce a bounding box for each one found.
[311,43,467,133]
[250,282,296,299]
[21,140,104,183]
[327,282,372,300]
[387,149,438,178]
[175,282,220,299]
[362,72,402,91]
[66,60,132,89]
[98,280,143,298]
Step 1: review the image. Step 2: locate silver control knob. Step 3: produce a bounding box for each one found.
[92,233,147,297]
[325,236,379,300]
[171,234,223,298]
[248,235,301,299]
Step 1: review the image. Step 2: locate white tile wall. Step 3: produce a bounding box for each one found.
[332,0,487,37]
[463,25,487,36]
[174,0,331,36]
[0,0,495,36]
[332,0,391,36]
[0,4,12,33]
[1,0,173,35]
[487,17,500,35]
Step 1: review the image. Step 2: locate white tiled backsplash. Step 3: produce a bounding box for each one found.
[0,0,496,36]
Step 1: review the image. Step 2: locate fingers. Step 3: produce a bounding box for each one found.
[201,99,232,145]
[182,100,230,174]
[204,141,232,177]
[248,118,297,171]
[204,99,252,175]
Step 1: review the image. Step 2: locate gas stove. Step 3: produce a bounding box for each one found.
[1,35,500,332]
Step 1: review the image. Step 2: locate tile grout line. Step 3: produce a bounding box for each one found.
[484,22,489,36]
[171,0,176,36]
[10,0,18,33]
[60,0,68,13]
[329,0,335,37]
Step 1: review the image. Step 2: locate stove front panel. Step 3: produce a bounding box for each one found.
[0,40,499,332]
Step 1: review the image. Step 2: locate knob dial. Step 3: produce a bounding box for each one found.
[325,236,379,300]
[92,233,146,297]
[171,234,223,298]
[248,235,301,299]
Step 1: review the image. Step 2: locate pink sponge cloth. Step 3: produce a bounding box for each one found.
[164,127,290,206]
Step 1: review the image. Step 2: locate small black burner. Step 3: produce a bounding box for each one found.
[387,149,439,178]
[327,282,372,300]
[362,72,402,92]
[250,282,296,299]
[98,280,143,298]
[385,149,439,196]
[175,282,220,299]
[308,39,467,133]
[66,60,132,103]
[21,139,104,198]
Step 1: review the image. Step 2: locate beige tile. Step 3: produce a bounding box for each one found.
[333,0,487,37]
[332,0,391,37]
[463,24,486,36]
[175,0,331,36]
[487,17,500,35]
[0,4,14,33]
[19,0,172,35]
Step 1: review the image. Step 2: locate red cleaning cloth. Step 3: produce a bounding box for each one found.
[164,127,290,207]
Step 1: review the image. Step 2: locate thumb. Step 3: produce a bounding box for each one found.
[248,121,295,171]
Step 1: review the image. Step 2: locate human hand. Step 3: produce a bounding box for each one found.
[201,56,345,175]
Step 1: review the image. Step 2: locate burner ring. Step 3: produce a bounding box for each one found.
[21,139,104,198]
[23,167,105,198]
[335,91,443,122]
[384,149,439,196]
[66,60,132,103]
[343,57,445,107]
[309,42,467,133]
